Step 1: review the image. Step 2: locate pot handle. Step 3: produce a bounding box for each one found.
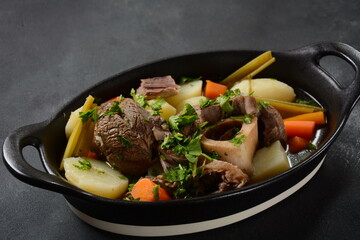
[306,42,360,112]
[2,122,89,199]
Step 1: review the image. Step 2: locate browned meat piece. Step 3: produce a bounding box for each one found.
[94,98,158,176]
[259,105,287,147]
[136,75,179,99]
[194,104,226,124]
[232,95,259,116]
[149,115,170,141]
[201,160,248,193]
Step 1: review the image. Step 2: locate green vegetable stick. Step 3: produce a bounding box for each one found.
[220,51,275,87]
[60,95,95,170]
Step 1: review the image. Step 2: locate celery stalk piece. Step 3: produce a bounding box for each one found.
[60,95,95,170]
[220,51,275,87]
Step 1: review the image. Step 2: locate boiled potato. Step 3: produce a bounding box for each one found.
[65,107,81,139]
[230,80,251,96]
[250,141,290,183]
[63,157,129,199]
[146,99,176,120]
[231,78,296,102]
[165,80,203,108]
[176,96,207,113]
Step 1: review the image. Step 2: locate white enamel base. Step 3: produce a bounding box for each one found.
[67,157,325,237]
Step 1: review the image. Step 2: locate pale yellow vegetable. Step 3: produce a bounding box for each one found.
[65,107,81,139]
[146,99,176,120]
[220,51,275,87]
[231,78,296,102]
[255,97,324,118]
[63,157,129,199]
[165,80,203,108]
[250,141,290,184]
[230,80,251,96]
[176,96,207,113]
[60,95,94,170]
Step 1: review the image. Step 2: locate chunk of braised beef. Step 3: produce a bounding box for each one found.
[258,105,287,147]
[93,98,158,176]
[136,75,179,99]
[232,95,259,116]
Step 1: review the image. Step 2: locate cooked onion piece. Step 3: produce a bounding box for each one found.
[63,157,129,199]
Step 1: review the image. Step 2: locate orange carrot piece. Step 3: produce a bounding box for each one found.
[106,96,121,102]
[284,120,316,139]
[288,136,310,153]
[86,151,98,159]
[131,178,171,201]
[284,111,325,125]
[204,80,227,99]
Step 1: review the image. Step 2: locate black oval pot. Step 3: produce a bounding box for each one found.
[3,42,360,237]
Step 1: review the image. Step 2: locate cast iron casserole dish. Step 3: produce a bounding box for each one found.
[3,42,360,237]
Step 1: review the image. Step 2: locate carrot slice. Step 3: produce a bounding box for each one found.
[204,80,227,99]
[284,120,316,139]
[288,136,310,153]
[86,151,98,159]
[107,96,121,102]
[284,111,325,125]
[131,178,171,201]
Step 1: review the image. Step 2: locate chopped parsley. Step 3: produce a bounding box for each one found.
[118,136,132,148]
[258,101,270,110]
[230,114,253,124]
[103,101,123,116]
[96,169,105,174]
[130,88,148,108]
[152,185,160,201]
[168,104,199,131]
[73,159,92,170]
[178,76,202,85]
[199,97,215,109]
[79,107,99,124]
[208,151,221,160]
[228,134,246,147]
[307,142,317,151]
[149,98,165,116]
[295,98,319,107]
[163,164,193,198]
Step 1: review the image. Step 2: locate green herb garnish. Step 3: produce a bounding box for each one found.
[258,101,270,110]
[130,88,148,108]
[79,107,99,124]
[228,134,246,147]
[118,136,132,148]
[295,98,319,107]
[149,97,165,116]
[168,104,199,131]
[230,114,253,124]
[73,159,92,170]
[152,185,160,201]
[307,142,317,151]
[103,101,123,116]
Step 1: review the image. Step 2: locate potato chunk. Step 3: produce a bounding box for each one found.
[251,141,290,183]
[63,157,129,199]
[65,107,81,139]
[165,80,203,108]
[231,78,296,102]
[176,96,207,113]
[146,99,176,120]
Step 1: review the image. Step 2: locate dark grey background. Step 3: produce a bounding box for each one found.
[1,1,360,239]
